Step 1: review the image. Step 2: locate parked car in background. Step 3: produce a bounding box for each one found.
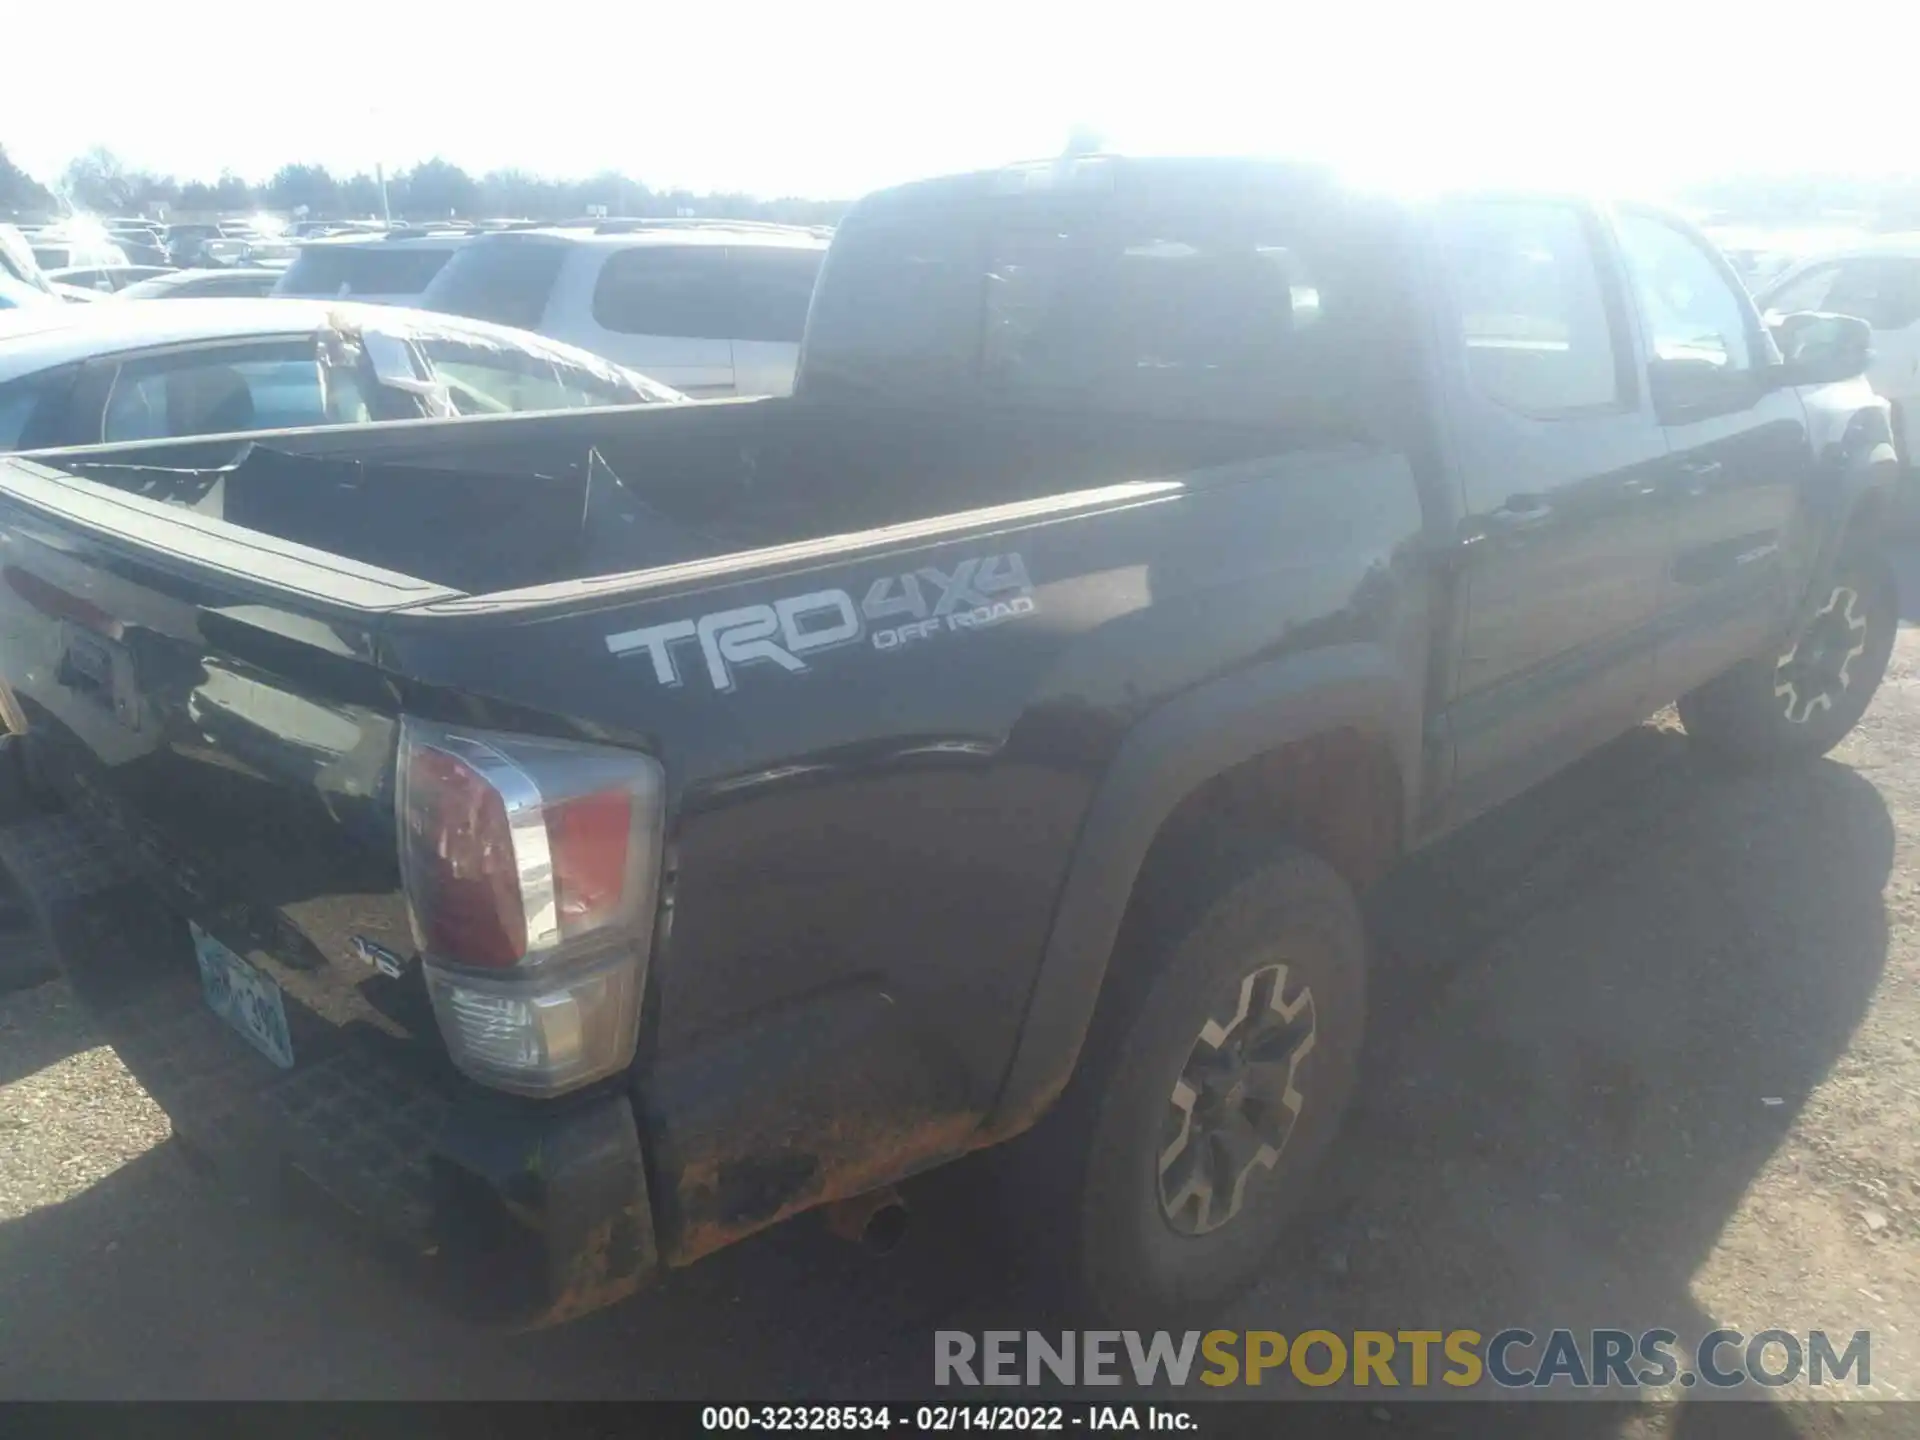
[0,225,54,296]
[0,273,60,310]
[43,265,177,295]
[273,230,471,305]
[291,220,384,239]
[0,297,682,450]
[105,223,171,267]
[212,234,298,269]
[112,267,286,301]
[163,223,223,266]
[28,233,129,272]
[1759,238,1920,467]
[418,221,827,395]
[1706,222,1869,294]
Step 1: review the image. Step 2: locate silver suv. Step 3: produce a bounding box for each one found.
[273,230,473,306]
[417,221,829,397]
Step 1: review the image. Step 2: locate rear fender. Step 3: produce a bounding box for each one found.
[981,643,1423,1140]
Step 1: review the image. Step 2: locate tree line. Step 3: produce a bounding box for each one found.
[1,145,848,225]
[17,142,1920,232]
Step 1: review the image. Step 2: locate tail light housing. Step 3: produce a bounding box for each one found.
[397,717,665,1098]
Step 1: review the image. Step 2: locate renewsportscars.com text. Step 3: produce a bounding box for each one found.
[934,1328,1872,1391]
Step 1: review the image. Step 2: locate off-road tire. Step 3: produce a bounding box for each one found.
[1061,842,1367,1321]
[1679,541,1898,767]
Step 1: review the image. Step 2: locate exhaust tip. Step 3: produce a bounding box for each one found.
[861,1199,910,1255]
[824,1185,911,1255]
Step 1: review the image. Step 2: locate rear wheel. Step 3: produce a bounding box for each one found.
[1679,541,1898,765]
[1063,844,1366,1320]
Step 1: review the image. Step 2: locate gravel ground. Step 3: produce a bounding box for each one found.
[3,598,1919,1429]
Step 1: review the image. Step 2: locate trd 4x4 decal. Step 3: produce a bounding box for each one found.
[605,553,1036,692]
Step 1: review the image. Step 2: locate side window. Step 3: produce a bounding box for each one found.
[101,343,328,443]
[1614,213,1754,373]
[1433,200,1624,415]
[1821,259,1920,331]
[591,247,735,339]
[729,247,824,343]
[0,373,63,450]
[1763,262,1840,317]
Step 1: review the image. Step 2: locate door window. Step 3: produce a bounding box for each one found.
[1615,213,1755,372]
[100,342,330,442]
[0,372,66,449]
[591,246,736,339]
[1434,200,1626,415]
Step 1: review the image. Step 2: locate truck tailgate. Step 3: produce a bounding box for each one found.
[0,454,448,1082]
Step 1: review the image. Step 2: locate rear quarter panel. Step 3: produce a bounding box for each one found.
[381,442,1431,1260]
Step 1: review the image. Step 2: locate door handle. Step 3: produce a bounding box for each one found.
[1453,495,1553,559]
[1677,459,1724,487]
[1488,496,1553,532]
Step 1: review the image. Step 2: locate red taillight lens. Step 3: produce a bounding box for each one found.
[548,790,634,937]
[400,746,528,967]
[397,718,664,971]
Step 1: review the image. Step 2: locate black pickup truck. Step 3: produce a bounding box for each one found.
[0,157,1901,1327]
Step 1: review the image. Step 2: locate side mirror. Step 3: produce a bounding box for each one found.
[1647,354,1745,419]
[1769,311,1872,386]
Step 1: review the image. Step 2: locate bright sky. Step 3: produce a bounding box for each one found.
[6,1,1919,201]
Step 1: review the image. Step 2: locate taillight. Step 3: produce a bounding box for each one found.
[397,717,665,1097]
[402,746,527,967]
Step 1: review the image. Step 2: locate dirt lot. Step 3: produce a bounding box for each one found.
[3,584,1919,1427]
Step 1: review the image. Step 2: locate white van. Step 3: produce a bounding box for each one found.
[417,222,828,397]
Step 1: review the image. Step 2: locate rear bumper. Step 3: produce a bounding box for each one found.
[0,806,658,1328]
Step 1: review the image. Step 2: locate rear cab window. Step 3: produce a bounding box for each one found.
[801,171,1414,427]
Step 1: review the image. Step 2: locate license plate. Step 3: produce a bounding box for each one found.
[192,922,294,1069]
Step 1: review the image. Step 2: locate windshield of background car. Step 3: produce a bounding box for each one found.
[419,239,567,329]
[277,244,455,298]
[801,178,1410,429]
